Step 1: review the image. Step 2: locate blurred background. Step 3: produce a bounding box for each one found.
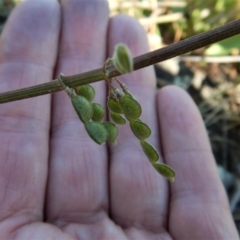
[2,0,240,234]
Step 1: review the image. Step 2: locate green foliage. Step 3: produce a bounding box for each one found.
[107,97,123,114]
[85,122,109,145]
[205,34,240,56]
[152,163,175,182]
[111,0,239,56]
[75,84,95,102]
[102,122,118,144]
[120,95,142,120]
[130,120,151,140]
[112,43,133,74]
[110,112,126,125]
[67,43,175,182]
[92,103,105,122]
[180,0,238,37]
[71,95,93,123]
[140,140,159,163]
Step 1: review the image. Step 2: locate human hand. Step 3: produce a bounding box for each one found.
[0,0,238,239]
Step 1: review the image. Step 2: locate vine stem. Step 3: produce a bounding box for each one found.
[1,18,240,104]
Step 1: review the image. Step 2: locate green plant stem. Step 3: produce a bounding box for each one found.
[1,18,240,104]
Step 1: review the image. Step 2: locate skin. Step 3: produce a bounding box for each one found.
[0,0,238,239]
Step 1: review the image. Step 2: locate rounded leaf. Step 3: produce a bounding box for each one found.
[110,112,126,125]
[120,95,142,120]
[152,163,175,182]
[75,84,95,102]
[102,122,118,144]
[112,43,133,74]
[123,89,134,98]
[71,95,93,123]
[85,122,109,145]
[140,140,159,163]
[130,120,151,140]
[92,103,105,122]
[107,98,123,114]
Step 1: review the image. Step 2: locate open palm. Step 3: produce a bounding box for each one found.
[0,0,237,239]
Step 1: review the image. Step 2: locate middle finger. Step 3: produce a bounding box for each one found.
[108,15,169,233]
[47,0,109,226]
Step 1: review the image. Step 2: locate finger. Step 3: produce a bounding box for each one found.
[109,15,169,234]
[157,86,239,239]
[0,0,59,226]
[47,0,110,226]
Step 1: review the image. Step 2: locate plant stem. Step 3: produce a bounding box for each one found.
[1,18,240,104]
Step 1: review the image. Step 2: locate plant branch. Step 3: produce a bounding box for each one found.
[1,18,240,104]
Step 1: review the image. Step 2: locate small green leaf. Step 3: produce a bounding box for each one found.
[140,140,159,163]
[85,122,109,145]
[120,95,142,120]
[102,122,118,144]
[123,89,134,98]
[152,163,175,182]
[92,103,105,122]
[71,95,93,123]
[75,84,95,102]
[107,97,123,114]
[110,112,126,125]
[130,120,151,140]
[112,43,133,74]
